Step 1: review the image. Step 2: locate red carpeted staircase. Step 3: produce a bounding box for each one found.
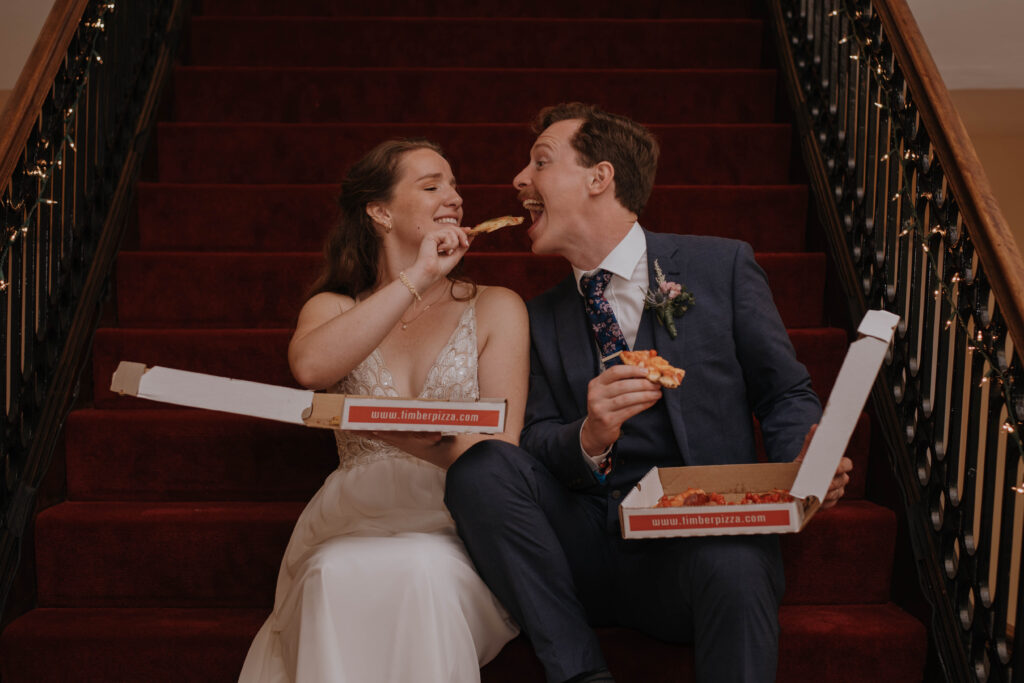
[0,1,929,681]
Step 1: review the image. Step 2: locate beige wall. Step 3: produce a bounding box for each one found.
[0,1,57,90]
[950,90,1024,260]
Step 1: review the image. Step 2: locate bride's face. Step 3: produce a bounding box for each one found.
[379,149,463,242]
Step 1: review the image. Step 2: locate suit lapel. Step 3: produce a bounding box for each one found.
[644,231,690,461]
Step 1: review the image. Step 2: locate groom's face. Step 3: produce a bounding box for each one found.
[513,118,594,258]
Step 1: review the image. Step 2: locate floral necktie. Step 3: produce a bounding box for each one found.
[580,269,628,367]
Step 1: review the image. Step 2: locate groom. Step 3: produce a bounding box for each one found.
[446,103,851,683]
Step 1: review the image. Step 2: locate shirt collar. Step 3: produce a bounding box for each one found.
[574,222,645,294]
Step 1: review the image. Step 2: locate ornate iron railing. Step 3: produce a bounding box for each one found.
[770,0,1024,681]
[0,0,184,617]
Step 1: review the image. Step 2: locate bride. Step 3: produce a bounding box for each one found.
[238,139,527,682]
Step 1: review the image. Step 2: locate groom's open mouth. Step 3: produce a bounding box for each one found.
[522,199,545,222]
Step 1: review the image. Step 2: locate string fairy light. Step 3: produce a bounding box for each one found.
[830,0,1024,463]
[0,1,115,293]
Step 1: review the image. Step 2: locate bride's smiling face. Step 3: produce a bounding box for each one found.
[371,148,463,242]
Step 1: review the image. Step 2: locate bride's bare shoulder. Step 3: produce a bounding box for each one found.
[296,291,356,327]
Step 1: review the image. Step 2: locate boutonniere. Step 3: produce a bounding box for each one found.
[642,259,694,339]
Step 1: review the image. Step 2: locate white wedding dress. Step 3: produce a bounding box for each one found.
[239,300,518,683]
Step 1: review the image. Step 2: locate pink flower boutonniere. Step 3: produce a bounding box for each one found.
[642,260,694,339]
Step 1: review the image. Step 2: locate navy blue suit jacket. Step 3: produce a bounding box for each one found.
[521,230,822,493]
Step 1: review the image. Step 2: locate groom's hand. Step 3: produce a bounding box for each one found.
[581,365,662,456]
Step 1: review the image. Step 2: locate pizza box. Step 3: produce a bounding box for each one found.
[109,361,507,434]
[619,309,899,538]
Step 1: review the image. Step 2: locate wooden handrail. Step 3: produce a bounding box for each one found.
[0,0,90,188]
[875,0,1024,350]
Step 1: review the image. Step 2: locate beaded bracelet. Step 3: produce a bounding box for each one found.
[398,271,422,301]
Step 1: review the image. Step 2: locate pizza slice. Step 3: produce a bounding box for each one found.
[465,215,525,236]
[619,349,685,388]
[655,488,727,507]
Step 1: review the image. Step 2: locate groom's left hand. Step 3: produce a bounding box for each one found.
[792,424,852,510]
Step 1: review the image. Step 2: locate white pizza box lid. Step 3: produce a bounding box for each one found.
[110,361,507,433]
[788,309,899,502]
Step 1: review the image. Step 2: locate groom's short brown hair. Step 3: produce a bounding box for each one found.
[533,102,659,215]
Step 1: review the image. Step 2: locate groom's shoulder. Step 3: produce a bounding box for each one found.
[526,276,574,307]
[648,231,748,257]
[525,272,576,316]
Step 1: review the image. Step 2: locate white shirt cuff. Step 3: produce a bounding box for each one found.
[579,418,613,470]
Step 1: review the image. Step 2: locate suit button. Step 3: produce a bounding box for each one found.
[611,490,622,500]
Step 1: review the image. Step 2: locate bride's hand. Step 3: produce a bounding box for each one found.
[408,225,470,285]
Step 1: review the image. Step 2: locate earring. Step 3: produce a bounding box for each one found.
[382,219,392,234]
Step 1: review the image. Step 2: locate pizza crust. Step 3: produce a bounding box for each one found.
[465,215,525,236]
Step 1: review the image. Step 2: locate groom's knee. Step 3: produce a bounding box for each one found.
[445,439,528,513]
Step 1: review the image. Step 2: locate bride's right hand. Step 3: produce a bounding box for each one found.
[406,225,470,287]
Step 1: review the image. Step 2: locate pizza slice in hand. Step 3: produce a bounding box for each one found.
[620,349,685,388]
[465,215,525,236]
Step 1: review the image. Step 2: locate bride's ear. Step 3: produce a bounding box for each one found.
[366,203,392,232]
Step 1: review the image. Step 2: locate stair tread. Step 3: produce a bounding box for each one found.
[33,500,894,607]
[172,67,777,124]
[193,0,763,19]
[63,405,867,502]
[186,18,765,69]
[156,122,792,185]
[112,252,825,328]
[134,183,809,253]
[0,604,925,683]
[90,327,847,409]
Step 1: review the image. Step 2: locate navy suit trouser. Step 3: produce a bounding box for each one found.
[445,440,786,683]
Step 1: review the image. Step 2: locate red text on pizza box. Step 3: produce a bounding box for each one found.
[110,361,506,434]
[620,309,899,538]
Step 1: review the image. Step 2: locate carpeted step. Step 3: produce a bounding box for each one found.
[0,607,269,683]
[32,500,893,608]
[186,18,766,69]
[90,328,847,410]
[156,123,793,185]
[172,67,778,124]
[135,183,809,253]
[65,409,337,502]
[92,328,295,407]
[113,252,825,328]
[485,604,927,682]
[0,603,925,683]
[62,408,868,502]
[193,0,762,19]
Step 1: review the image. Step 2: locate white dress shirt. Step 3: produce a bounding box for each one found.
[572,222,649,466]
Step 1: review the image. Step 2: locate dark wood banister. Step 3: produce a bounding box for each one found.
[874,0,1024,351]
[0,0,90,189]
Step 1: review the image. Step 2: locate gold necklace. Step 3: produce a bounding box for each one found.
[399,282,449,330]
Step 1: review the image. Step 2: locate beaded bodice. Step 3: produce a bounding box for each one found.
[331,302,479,468]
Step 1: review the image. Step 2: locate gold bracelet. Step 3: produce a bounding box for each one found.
[398,271,422,301]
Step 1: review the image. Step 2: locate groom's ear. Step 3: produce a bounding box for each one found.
[587,161,615,197]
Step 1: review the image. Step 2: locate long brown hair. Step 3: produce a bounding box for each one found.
[307,138,474,299]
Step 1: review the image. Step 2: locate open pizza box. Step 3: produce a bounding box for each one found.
[619,309,899,538]
[109,361,507,434]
